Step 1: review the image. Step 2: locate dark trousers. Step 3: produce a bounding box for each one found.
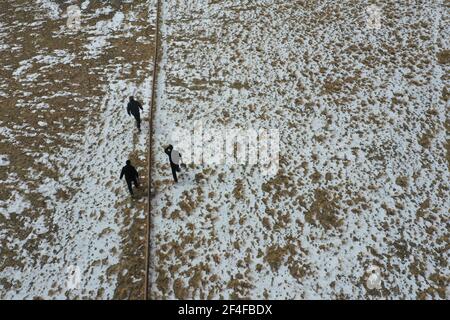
[171,163,180,183]
[126,178,139,195]
[132,113,141,131]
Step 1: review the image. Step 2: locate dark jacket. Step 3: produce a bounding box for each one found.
[127,100,143,116]
[120,164,139,181]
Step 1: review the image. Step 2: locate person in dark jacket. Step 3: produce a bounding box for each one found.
[120,160,139,195]
[164,144,182,183]
[127,96,143,132]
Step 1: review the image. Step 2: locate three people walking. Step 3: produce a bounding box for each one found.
[121,97,183,196]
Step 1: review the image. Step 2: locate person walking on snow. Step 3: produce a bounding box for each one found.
[127,96,143,132]
[164,144,182,183]
[120,160,140,195]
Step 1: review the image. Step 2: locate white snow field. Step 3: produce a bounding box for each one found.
[0,1,156,299]
[149,0,449,299]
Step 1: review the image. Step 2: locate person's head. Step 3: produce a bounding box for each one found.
[126,160,131,165]
[167,144,173,151]
[129,96,134,101]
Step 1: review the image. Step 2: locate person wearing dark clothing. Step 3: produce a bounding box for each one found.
[127,96,143,132]
[164,144,181,183]
[120,160,139,195]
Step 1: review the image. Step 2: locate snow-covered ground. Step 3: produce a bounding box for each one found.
[0,0,156,299]
[149,0,449,299]
[1,0,448,300]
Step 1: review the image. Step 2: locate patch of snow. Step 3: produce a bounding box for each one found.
[36,0,61,20]
[0,192,31,219]
[0,155,10,166]
[84,11,125,58]
[13,50,76,80]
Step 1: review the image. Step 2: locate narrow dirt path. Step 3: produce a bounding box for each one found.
[144,0,162,301]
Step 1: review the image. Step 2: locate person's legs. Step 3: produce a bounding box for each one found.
[135,113,141,131]
[126,179,134,195]
[133,178,139,189]
[171,164,178,183]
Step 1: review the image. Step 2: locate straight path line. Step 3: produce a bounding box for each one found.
[144,0,162,301]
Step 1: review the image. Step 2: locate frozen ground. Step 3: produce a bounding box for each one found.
[149,0,449,299]
[0,0,156,299]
